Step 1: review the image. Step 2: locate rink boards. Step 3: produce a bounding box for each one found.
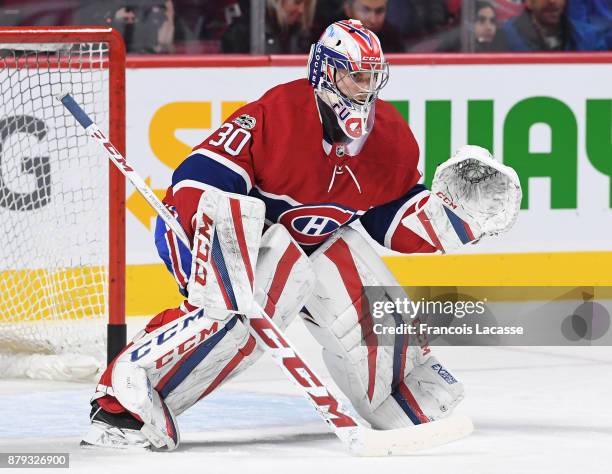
[121,54,612,314]
[1,54,611,316]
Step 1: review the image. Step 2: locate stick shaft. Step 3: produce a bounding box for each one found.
[60,93,190,247]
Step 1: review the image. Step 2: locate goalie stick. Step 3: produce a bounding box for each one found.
[59,92,473,456]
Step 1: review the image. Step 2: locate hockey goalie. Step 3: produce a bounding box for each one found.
[82,20,521,450]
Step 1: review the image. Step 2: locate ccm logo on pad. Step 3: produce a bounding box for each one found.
[129,310,216,363]
[435,191,458,210]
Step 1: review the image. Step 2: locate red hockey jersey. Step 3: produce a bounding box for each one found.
[155,79,434,292]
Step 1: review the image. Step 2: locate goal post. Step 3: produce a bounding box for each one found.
[0,27,126,380]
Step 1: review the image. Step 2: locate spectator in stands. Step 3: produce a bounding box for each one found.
[221,0,317,53]
[498,0,572,51]
[437,1,505,52]
[566,0,611,50]
[342,0,404,52]
[473,1,498,45]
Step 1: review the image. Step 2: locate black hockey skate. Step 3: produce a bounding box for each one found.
[80,401,149,449]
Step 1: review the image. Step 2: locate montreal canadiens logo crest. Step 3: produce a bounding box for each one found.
[278,205,357,246]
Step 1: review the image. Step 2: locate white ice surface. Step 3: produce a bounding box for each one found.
[1,317,611,473]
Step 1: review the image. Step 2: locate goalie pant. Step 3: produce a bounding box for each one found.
[92,228,463,444]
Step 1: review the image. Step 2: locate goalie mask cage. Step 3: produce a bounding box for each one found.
[0,27,126,380]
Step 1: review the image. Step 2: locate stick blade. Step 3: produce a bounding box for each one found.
[353,415,473,456]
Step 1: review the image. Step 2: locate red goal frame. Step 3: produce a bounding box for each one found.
[0,26,127,363]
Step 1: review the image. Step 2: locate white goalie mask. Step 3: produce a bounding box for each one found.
[307,20,389,140]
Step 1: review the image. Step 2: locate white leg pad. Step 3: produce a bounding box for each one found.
[187,184,265,314]
[255,224,316,329]
[111,361,180,450]
[304,227,464,429]
[108,225,315,428]
[139,389,180,451]
[111,362,154,423]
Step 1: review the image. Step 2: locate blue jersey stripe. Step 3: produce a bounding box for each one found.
[249,187,294,222]
[360,184,427,246]
[172,153,248,195]
[154,215,190,296]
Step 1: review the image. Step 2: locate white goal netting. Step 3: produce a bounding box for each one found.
[0,41,112,380]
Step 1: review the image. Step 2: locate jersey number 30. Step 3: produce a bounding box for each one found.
[208,123,251,156]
